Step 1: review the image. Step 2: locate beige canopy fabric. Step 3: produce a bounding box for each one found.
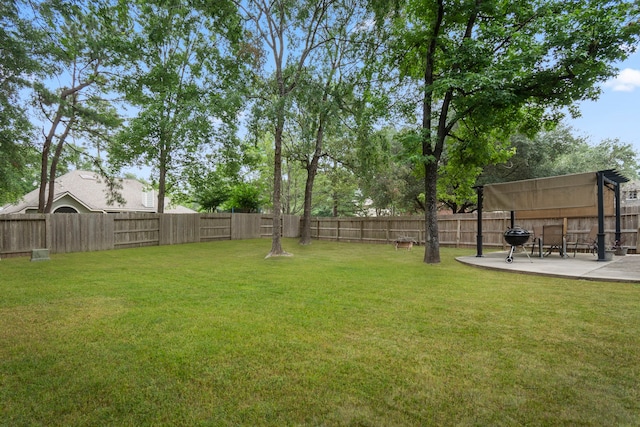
[511,205,611,220]
[482,172,612,217]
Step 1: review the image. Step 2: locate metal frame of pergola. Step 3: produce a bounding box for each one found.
[475,169,629,261]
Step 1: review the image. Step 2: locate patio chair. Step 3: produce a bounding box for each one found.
[529,226,543,257]
[543,224,566,257]
[571,225,598,257]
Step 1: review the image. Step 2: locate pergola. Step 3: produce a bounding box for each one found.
[475,170,629,261]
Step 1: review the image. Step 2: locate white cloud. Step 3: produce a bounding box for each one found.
[604,68,640,92]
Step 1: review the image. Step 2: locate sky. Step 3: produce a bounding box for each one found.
[567,51,640,152]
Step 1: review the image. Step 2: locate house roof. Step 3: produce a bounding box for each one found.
[0,170,196,214]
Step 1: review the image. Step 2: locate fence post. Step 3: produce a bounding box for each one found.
[386,219,390,243]
[44,214,52,251]
[231,213,235,240]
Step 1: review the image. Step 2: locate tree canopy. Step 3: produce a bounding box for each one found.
[1,0,46,205]
[109,0,247,213]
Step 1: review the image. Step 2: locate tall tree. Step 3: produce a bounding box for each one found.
[238,0,338,257]
[32,0,126,213]
[287,71,350,240]
[287,73,336,243]
[370,0,640,263]
[110,0,246,213]
[289,0,364,244]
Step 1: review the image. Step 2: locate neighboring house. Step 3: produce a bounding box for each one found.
[0,170,196,214]
[621,180,640,208]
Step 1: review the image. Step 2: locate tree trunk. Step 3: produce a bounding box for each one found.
[157,169,166,213]
[157,144,167,214]
[267,110,287,257]
[38,142,51,214]
[44,136,64,213]
[423,161,441,263]
[44,115,75,213]
[299,117,324,245]
[421,0,445,264]
[37,77,93,212]
[38,108,64,213]
[299,161,318,245]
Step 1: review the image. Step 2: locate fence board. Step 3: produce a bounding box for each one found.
[49,214,115,253]
[283,215,301,238]
[0,214,47,257]
[232,214,262,240]
[259,215,300,239]
[200,214,232,241]
[159,214,200,245]
[114,213,160,249]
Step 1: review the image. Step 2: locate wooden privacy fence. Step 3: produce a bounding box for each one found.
[4,207,640,258]
[0,213,301,258]
[310,206,640,253]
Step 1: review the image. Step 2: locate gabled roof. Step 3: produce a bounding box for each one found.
[0,170,195,214]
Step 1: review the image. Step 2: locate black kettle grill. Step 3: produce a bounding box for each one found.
[503,227,531,263]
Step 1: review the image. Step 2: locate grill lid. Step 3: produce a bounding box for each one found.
[504,227,530,246]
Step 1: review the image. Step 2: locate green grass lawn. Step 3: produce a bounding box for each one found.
[1,239,639,426]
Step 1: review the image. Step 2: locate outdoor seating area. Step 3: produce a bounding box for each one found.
[468,170,638,283]
[476,170,630,262]
[457,250,640,283]
[529,223,620,259]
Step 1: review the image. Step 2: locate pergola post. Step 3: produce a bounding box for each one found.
[615,182,622,245]
[476,186,483,257]
[596,170,627,261]
[596,171,606,261]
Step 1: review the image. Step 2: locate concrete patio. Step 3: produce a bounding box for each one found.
[456,250,640,283]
